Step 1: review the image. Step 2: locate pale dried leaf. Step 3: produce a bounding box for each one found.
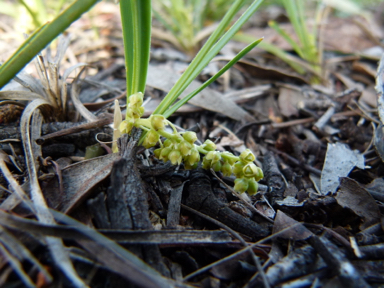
[0,242,35,287]
[14,73,46,96]
[278,86,305,118]
[0,226,52,283]
[0,91,45,101]
[320,143,365,195]
[70,68,98,122]
[359,86,377,108]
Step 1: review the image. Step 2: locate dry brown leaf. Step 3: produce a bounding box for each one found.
[235,59,308,84]
[336,178,380,230]
[277,86,305,118]
[42,153,119,213]
[272,210,313,241]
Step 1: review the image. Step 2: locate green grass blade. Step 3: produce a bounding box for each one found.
[283,0,317,63]
[284,0,304,44]
[152,0,246,115]
[163,38,264,118]
[233,33,306,74]
[0,0,99,90]
[296,0,312,53]
[268,20,305,60]
[153,0,264,116]
[120,0,151,101]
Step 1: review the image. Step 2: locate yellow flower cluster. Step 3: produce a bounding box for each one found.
[154,131,200,169]
[119,92,145,134]
[116,92,264,195]
[232,150,264,195]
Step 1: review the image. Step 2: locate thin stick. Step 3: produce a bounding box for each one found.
[181,204,271,288]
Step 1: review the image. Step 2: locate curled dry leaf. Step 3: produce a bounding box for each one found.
[20,99,86,287]
[42,153,119,213]
[272,210,313,241]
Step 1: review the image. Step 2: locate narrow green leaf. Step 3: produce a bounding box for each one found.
[163,38,264,118]
[120,0,151,101]
[153,0,264,116]
[0,0,99,90]
[268,20,305,60]
[233,33,307,74]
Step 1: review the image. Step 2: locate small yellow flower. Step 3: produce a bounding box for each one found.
[119,119,134,134]
[168,150,182,165]
[211,161,222,172]
[239,149,255,163]
[159,147,172,162]
[179,141,193,156]
[142,130,160,149]
[184,148,200,165]
[151,114,166,131]
[221,162,232,177]
[247,179,259,195]
[129,92,143,106]
[233,161,245,178]
[202,139,216,151]
[182,131,197,144]
[243,163,258,178]
[234,178,249,193]
[206,151,221,163]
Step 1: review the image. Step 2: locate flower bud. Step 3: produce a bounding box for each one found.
[211,161,222,172]
[206,151,221,164]
[119,119,134,134]
[131,108,142,119]
[202,157,212,169]
[202,139,216,151]
[143,130,160,149]
[125,109,133,119]
[129,92,143,106]
[254,167,264,181]
[221,162,232,177]
[234,178,249,193]
[247,179,259,195]
[182,131,197,144]
[239,149,255,163]
[185,148,200,165]
[243,163,259,178]
[168,150,182,165]
[138,106,145,117]
[163,139,173,148]
[184,161,198,170]
[154,148,162,158]
[233,161,244,178]
[151,115,166,131]
[179,141,193,156]
[159,147,172,162]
